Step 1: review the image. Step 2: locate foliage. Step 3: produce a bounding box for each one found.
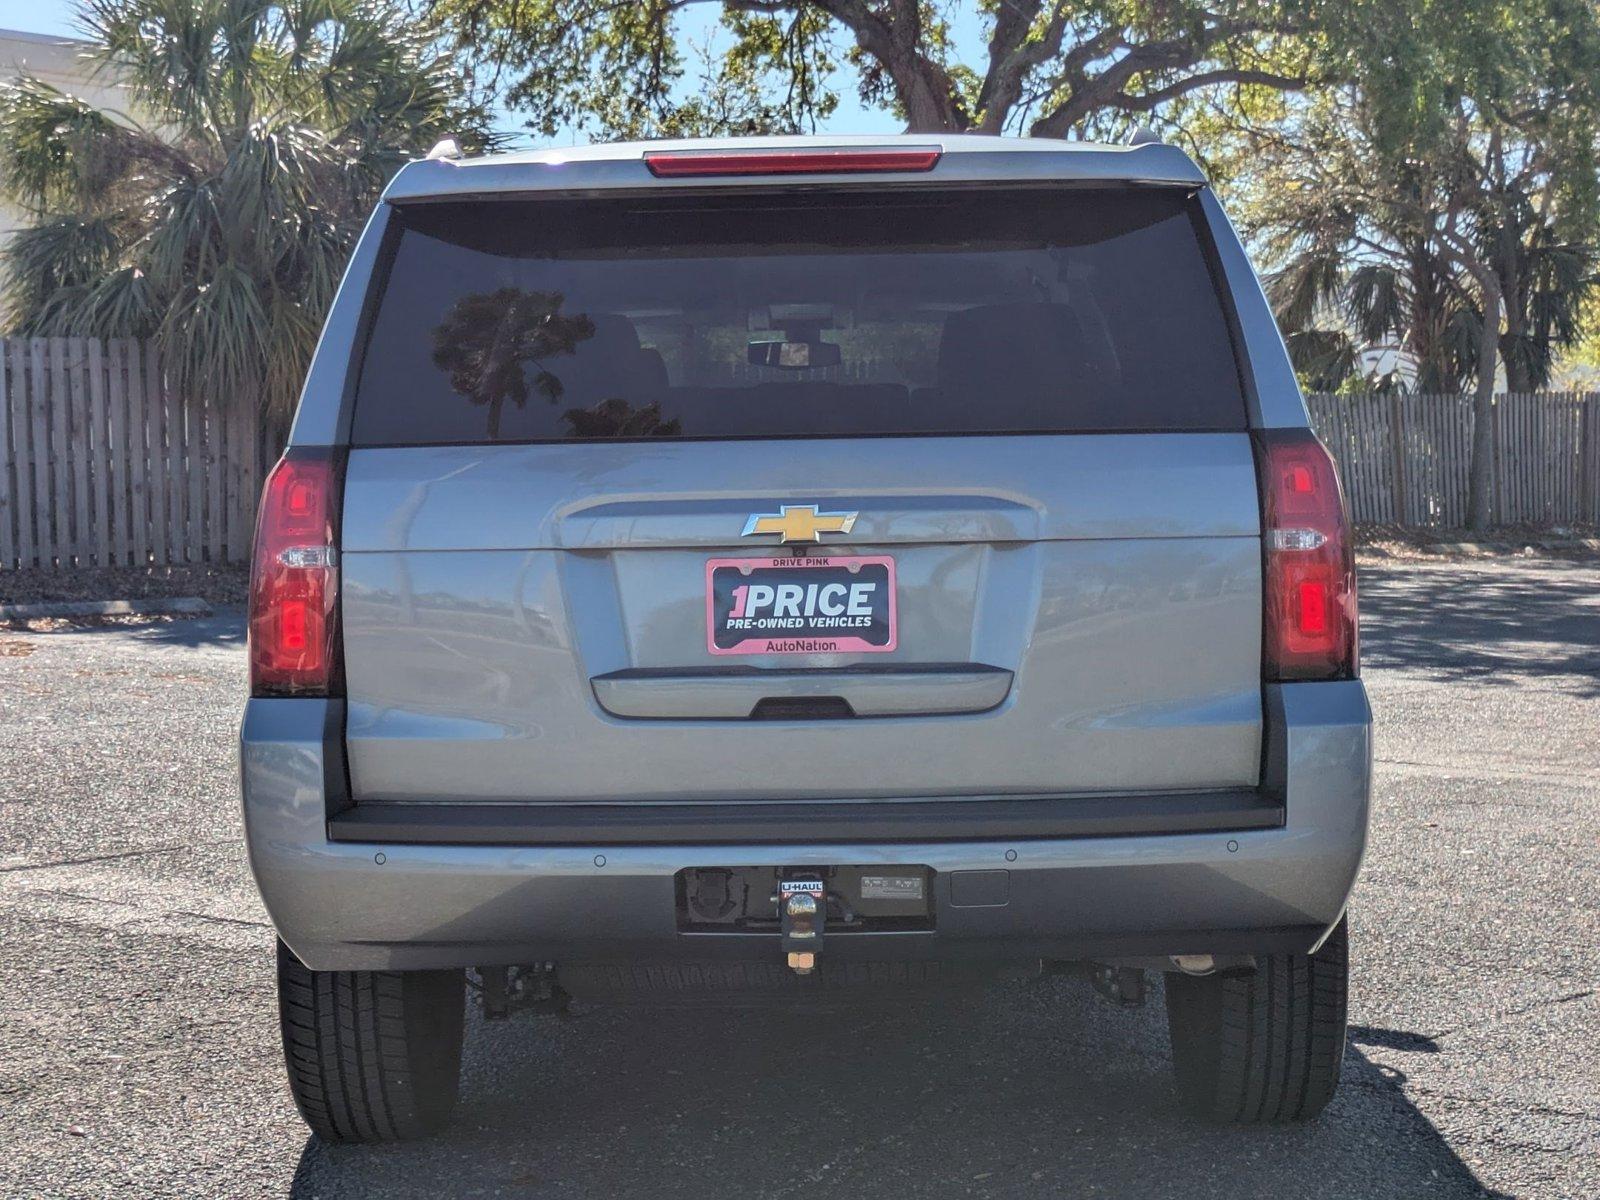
[1235,1,1600,403]
[428,0,1361,140]
[0,0,492,435]
[1185,0,1600,526]
[1244,98,1477,392]
[1561,293,1600,387]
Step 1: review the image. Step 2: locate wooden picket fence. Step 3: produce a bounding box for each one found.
[0,337,261,572]
[1307,392,1600,528]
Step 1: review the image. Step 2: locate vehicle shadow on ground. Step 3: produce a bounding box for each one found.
[287,975,1504,1200]
[9,608,246,649]
[1359,560,1600,694]
[121,608,246,649]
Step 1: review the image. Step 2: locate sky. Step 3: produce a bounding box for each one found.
[0,0,982,144]
[0,0,78,40]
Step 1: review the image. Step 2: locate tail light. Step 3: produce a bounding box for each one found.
[249,448,342,696]
[1255,429,1358,681]
[644,147,942,177]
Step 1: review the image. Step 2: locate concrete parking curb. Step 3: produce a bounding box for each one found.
[1429,537,1600,554]
[0,596,212,620]
[1359,535,1600,557]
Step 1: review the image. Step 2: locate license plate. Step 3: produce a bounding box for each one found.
[706,555,897,656]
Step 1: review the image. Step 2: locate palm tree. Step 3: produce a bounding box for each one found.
[1268,239,1479,395]
[0,0,489,443]
[1248,96,1597,401]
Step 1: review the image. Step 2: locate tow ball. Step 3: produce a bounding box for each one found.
[777,877,826,974]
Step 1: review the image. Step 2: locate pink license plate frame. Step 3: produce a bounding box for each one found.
[705,554,898,656]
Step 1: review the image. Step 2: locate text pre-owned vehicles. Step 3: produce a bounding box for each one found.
[242,135,1369,1142]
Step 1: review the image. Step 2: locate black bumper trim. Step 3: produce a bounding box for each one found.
[313,926,1326,972]
[327,791,1283,846]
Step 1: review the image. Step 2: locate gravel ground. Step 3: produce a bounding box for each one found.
[0,557,1596,1199]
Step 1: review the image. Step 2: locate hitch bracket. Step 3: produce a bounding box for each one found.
[777,877,826,974]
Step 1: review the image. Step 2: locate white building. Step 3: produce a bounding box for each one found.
[0,28,137,246]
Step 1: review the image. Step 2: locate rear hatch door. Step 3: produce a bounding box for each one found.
[339,186,1263,804]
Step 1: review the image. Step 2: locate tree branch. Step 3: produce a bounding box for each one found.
[1027,16,1302,138]
[1029,32,1206,136]
[1108,66,1310,113]
[975,0,1078,134]
[811,0,965,128]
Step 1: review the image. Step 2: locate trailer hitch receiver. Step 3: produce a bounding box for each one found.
[778,877,826,974]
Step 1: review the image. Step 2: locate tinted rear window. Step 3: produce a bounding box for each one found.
[352,189,1246,444]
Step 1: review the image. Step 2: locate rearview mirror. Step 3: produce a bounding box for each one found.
[747,340,842,370]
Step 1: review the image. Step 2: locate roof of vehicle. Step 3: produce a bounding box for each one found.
[381,133,1208,203]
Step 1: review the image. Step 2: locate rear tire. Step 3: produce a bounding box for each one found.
[276,940,465,1142]
[1165,918,1349,1124]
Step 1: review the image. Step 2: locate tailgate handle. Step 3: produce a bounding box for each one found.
[591,665,1013,720]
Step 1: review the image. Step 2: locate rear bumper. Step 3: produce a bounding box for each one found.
[240,682,1370,972]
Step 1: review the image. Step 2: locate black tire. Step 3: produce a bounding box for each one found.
[1165,917,1349,1124]
[276,940,465,1143]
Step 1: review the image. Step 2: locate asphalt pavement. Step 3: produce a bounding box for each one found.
[1,556,1596,1199]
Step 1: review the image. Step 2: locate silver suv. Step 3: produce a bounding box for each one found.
[241,135,1369,1141]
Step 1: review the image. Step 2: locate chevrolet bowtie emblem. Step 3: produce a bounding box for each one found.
[741,504,859,543]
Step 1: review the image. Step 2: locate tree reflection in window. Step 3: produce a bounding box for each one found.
[562,397,681,438]
[430,288,596,440]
